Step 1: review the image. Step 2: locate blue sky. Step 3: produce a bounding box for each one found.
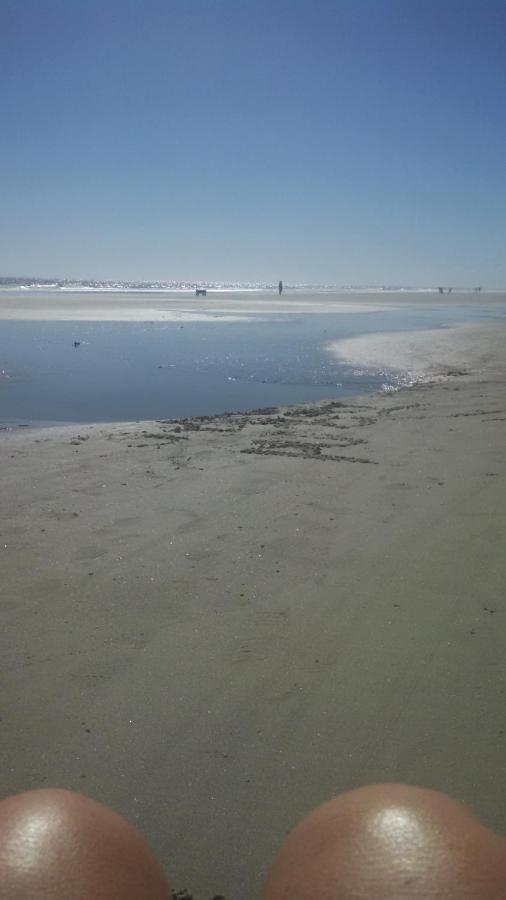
[2,0,506,285]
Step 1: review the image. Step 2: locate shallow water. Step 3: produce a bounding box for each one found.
[1,296,505,426]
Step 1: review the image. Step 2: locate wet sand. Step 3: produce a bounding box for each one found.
[1,322,505,898]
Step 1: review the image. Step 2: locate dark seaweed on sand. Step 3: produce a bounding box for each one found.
[172,891,226,900]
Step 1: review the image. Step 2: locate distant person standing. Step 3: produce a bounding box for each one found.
[278,280,283,295]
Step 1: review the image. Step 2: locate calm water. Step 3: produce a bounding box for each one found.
[1,299,504,426]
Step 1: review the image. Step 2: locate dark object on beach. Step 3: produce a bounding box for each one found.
[278,280,283,295]
[73,341,81,347]
[475,286,482,293]
[172,892,226,900]
[438,287,444,294]
[195,288,207,296]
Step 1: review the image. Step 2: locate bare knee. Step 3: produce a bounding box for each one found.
[0,788,169,899]
[262,783,506,899]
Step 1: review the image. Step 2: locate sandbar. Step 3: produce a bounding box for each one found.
[1,288,505,321]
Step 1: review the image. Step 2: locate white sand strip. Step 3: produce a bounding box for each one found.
[327,322,505,379]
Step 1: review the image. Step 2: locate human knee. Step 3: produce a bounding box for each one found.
[0,788,169,899]
[262,783,506,899]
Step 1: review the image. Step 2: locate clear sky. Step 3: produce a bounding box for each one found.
[2,0,505,285]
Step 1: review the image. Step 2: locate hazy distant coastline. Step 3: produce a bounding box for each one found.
[0,276,500,294]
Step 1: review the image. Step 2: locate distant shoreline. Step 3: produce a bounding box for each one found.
[1,278,502,292]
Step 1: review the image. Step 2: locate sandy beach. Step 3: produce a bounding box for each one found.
[1,320,505,898]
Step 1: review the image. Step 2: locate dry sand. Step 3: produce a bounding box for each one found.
[1,321,505,899]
